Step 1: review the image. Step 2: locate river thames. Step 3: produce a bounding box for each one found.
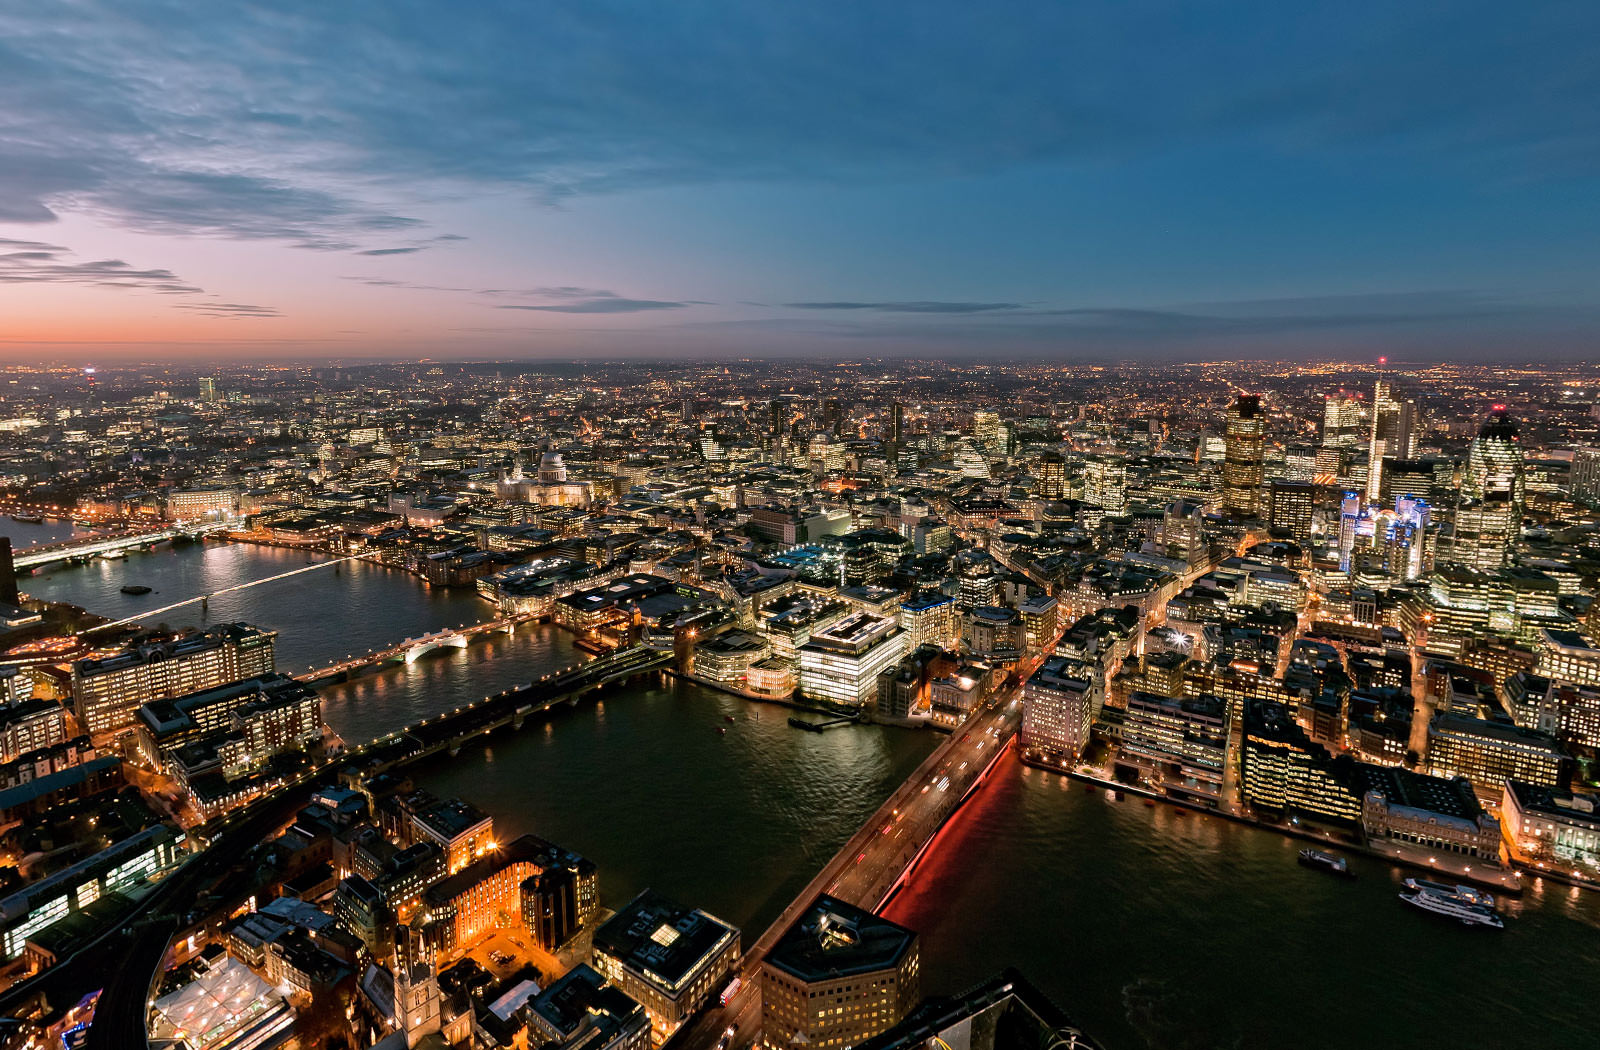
[15,537,1600,1049]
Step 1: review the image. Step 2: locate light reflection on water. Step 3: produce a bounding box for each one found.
[24,541,1600,1048]
[886,751,1600,1050]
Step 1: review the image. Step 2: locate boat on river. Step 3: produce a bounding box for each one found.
[1399,879,1503,928]
[1298,848,1354,877]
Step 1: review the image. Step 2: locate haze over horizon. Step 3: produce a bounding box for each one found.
[4,1,1600,363]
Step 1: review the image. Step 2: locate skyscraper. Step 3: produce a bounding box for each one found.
[1573,446,1600,501]
[1035,450,1066,499]
[1463,405,1524,502]
[1268,480,1317,540]
[1083,455,1127,514]
[1449,495,1518,570]
[972,409,1000,452]
[1448,406,1524,570]
[1222,393,1265,517]
[1366,380,1418,501]
[1321,392,1363,448]
[822,398,843,438]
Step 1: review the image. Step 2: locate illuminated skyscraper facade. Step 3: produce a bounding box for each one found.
[1321,393,1363,448]
[1463,406,1525,503]
[1222,393,1265,517]
[1366,380,1418,501]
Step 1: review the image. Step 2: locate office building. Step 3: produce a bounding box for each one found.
[1021,657,1100,767]
[1120,691,1229,803]
[333,874,393,962]
[1222,393,1265,517]
[1240,699,1362,825]
[1339,494,1432,579]
[1426,712,1567,799]
[1500,781,1600,872]
[1083,456,1127,515]
[1267,480,1317,540]
[1571,446,1600,501]
[165,487,239,521]
[962,606,1022,662]
[1462,405,1525,503]
[1035,451,1066,499]
[1448,494,1519,571]
[0,823,187,959]
[1366,380,1418,501]
[527,964,652,1050]
[0,697,68,763]
[71,622,276,737]
[1357,765,1502,863]
[408,796,496,875]
[1509,668,1600,749]
[1016,593,1059,655]
[520,863,579,950]
[1321,392,1363,449]
[971,410,1001,453]
[953,549,1000,609]
[762,895,920,1050]
[417,833,568,955]
[799,613,907,710]
[898,593,959,651]
[1536,628,1600,690]
[1159,498,1208,565]
[592,889,741,1045]
[134,674,318,760]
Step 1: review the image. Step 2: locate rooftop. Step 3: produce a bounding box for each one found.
[593,889,738,992]
[766,895,917,983]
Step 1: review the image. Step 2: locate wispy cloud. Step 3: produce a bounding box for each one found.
[497,298,688,314]
[0,237,199,293]
[340,279,687,312]
[0,237,284,318]
[172,300,281,318]
[783,301,1023,313]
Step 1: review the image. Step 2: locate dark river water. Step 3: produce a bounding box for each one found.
[17,538,1600,1050]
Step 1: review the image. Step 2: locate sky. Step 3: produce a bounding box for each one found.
[3,0,1599,363]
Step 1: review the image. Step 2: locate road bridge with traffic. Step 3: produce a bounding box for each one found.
[668,667,1033,1050]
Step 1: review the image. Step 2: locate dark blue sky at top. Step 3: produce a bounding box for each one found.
[2,0,1599,359]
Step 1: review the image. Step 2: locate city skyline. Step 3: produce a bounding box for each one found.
[5,2,1600,361]
[0,357,1598,1048]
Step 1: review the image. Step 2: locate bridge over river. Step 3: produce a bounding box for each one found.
[12,522,231,569]
[667,660,1036,1050]
[294,613,529,684]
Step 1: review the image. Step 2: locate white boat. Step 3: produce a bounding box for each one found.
[1404,877,1494,909]
[1399,880,1504,928]
[98,550,128,561]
